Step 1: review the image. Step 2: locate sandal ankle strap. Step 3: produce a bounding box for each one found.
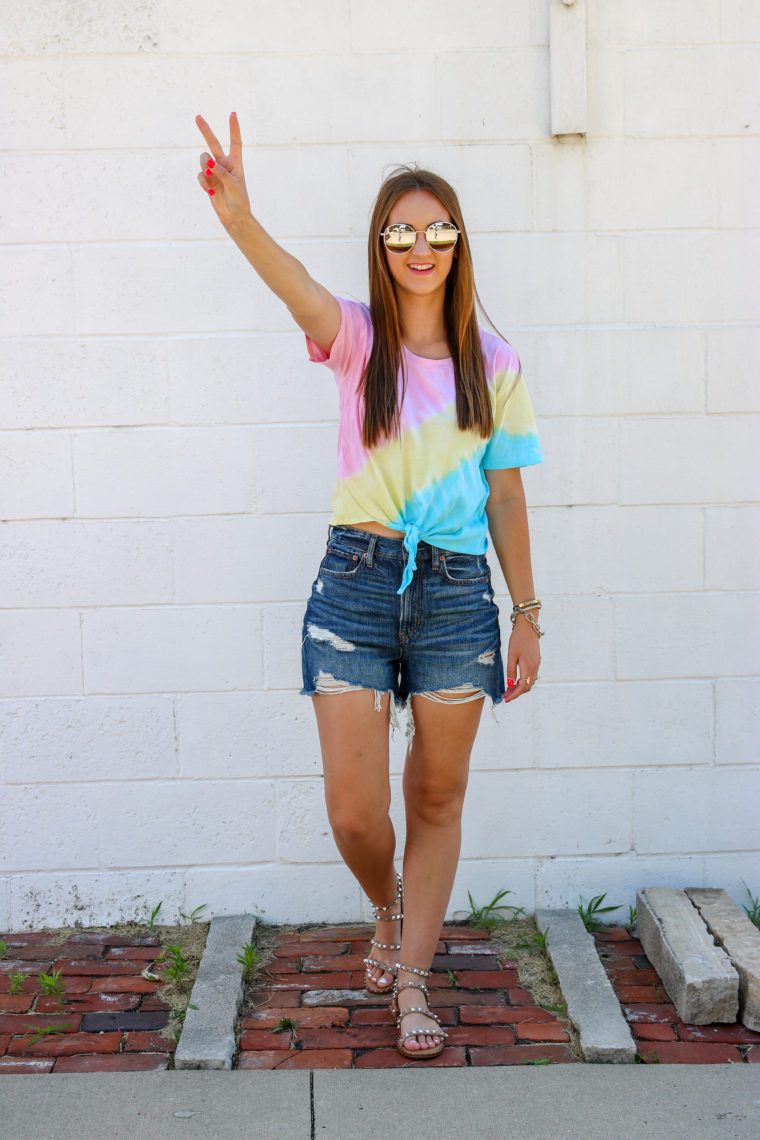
[369,872,403,919]
[394,962,431,978]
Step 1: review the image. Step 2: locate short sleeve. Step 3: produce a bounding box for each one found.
[481,345,544,470]
[304,296,373,387]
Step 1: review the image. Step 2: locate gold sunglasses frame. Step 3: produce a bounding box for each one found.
[380,222,461,254]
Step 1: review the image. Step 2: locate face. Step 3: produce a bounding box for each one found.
[382,188,458,297]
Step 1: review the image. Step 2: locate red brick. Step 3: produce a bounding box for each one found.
[67,933,159,947]
[141,996,172,1012]
[633,1023,677,1041]
[51,959,151,976]
[89,977,160,994]
[274,941,348,957]
[617,986,662,1003]
[0,995,34,1013]
[36,995,141,1014]
[0,932,56,945]
[454,970,518,988]
[747,1046,760,1062]
[635,1043,744,1064]
[239,1030,293,1050]
[105,946,163,961]
[298,927,372,941]
[350,1007,456,1027]
[275,1048,354,1069]
[354,1046,467,1067]
[298,1026,395,1049]
[597,940,644,956]
[0,1033,9,1054]
[460,1005,558,1026]
[508,989,536,1005]
[302,954,367,972]
[470,1044,578,1065]
[0,1013,83,1034]
[9,1030,122,1056]
[242,1006,349,1029]
[677,1023,760,1045]
[271,974,350,990]
[441,926,491,940]
[0,1057,54,1073]
[237,1050,287,1069]
[515,1022,570,1043]
[605,963,660,984]
[456,991,508,1007]
[594,927,637,941]
[266,960,301,973]
[445,1026,516,1047]
[249,989,301,1008]
[624,1003,679,1023]
[123,1031,176,1052]
[53,1052,170,1072]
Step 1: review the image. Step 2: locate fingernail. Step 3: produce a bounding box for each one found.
[507,678,515,688]
[206,158,215,169]
[207,188,215,196]
[204,169,213,178]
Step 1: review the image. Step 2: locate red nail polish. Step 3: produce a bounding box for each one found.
[204,169,213,178]
[208,188,215,196]
[206,158,215,169]
[507,678,515,688]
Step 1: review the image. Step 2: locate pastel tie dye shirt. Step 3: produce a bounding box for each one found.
[305,296,543,595]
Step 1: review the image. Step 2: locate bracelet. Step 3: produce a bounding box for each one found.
[510,609,545,637]
[512,598,541,613]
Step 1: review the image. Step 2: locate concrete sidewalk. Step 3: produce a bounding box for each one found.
[2,1065,759,1139]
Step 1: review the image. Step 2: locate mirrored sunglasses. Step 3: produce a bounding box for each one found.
[381,221,460,254]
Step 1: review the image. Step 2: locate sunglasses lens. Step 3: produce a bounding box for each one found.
[384,224,415,252]
[427,222,458,251]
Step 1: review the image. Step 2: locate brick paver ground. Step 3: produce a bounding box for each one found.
[0,930,175,1073]
[593,926,760,1064]
[238,923,578,1069]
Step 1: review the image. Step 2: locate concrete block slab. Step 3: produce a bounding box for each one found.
[174,914,257,1070]
[536,908,636,1063]
[636,887,739,1024]
[685,887,760,1032]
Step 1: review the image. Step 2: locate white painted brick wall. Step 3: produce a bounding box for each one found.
[1,2,757,930]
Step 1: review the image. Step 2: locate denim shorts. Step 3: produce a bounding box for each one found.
[300,525,506,739]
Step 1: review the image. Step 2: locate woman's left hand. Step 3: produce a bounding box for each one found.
[503,617,541,702]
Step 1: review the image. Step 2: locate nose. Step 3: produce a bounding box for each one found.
[411,230,432,255]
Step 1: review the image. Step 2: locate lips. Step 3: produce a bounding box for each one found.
[408,264,434,274]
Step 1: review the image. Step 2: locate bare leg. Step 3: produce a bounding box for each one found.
[310,688,400,989]
[396,689,485,1052]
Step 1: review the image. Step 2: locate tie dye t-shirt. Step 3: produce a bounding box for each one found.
[305,296,543,595]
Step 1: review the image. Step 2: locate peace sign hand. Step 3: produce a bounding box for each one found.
[195,112,252,231]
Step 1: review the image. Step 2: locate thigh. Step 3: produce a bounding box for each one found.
[312,690,394,822]
[404,691,484,804]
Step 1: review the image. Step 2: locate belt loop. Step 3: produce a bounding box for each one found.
[431,543,439,569]
[365,534,377,567]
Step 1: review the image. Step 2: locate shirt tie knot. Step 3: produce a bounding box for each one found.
[397,521,420,595]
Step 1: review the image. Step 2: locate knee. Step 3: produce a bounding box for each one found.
[407,783,466,828]
[327,798,390,845]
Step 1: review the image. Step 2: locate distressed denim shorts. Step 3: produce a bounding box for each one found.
[300,525,506,741]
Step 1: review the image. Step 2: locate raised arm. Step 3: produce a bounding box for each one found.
[196,112,340,354]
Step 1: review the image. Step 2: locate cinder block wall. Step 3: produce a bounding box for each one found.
[1,1,758,930]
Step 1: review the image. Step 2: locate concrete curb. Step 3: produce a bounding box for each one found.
[174,914,257,1070]
[536,908,636,1063]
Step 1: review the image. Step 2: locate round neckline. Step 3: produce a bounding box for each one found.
[402,342,452,362]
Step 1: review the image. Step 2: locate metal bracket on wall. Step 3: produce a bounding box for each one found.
[550,0,588,137]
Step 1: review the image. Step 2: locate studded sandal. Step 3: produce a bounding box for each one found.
[363,872,403,995]
[389,963,448,1060]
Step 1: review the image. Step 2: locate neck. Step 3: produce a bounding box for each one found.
[395,287,447,348]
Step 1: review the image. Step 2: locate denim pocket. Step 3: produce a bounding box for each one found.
[440,552,489,584]
[319,541,367,578]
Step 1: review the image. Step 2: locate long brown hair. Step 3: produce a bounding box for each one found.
[360,164,504,450]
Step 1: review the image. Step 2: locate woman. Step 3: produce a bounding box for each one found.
[196,112,544,1060]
